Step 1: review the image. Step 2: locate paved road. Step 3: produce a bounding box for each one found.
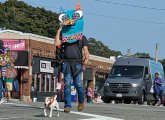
[0,101,165,120]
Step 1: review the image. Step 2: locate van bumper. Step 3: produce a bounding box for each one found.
[103,92,141,100]
[103,86,143,100]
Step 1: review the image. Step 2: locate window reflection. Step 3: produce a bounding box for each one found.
[41,74,46,92]
[47,75,50,92]
[36,74,40,91]
[51,76,55,92]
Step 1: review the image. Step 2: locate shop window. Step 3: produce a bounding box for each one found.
[36,74,41,92]
[41,74,46,92]
[51,76,55,92]
[31,74,36,91]
[47,75,51,92]
[32,73,57,92]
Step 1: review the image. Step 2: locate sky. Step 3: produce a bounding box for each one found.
[1,0,165,59]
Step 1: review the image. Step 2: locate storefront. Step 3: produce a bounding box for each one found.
[0,30,115,102]
[31,57,59,101]
[0,30,57,102]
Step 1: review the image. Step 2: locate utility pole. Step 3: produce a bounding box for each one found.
[155,43,158,62]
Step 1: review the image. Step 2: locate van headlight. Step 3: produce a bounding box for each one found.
[132,84,138,87]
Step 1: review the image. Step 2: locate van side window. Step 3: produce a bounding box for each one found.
[145,67,148,75]
[144,67,148,78]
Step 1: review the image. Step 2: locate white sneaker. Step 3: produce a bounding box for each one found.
[155,102,162,106]
[159,104,164,107]
[0,98,5,104]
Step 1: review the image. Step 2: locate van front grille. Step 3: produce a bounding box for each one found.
[109,83,132,91]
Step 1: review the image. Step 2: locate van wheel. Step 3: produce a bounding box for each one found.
[138,92,145,105]
[102,96,111,103]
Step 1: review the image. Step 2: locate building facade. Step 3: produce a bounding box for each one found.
[0,30,114,102]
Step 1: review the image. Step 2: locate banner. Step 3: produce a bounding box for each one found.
[2,39,25,51]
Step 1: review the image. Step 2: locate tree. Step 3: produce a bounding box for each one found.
[0,0,123,58]
[0,0,59,38]
[88,38,122,58]
[134,52,151,58]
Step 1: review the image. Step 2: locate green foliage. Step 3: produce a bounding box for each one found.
[0,0,122,58]
[88,38,122,58]
[134,52,151,58]
[0,0,59,38]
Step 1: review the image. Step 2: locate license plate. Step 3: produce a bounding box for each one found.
[116,94,122,97]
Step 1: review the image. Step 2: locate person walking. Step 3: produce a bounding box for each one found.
[153,72,163,106]
[0,77,4,104]
[54,3,89,112]
[86,84,93,103]
[55,27,89,112]
[4,77,14,102]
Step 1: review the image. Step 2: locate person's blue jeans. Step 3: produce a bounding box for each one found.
[62,62,84,108]
[0,79,3,100]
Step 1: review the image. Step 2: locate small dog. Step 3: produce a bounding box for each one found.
[44,95,60,117]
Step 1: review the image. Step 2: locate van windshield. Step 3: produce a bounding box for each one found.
[109,66,144,78]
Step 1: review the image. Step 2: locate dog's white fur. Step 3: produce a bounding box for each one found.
[44,95,59,117]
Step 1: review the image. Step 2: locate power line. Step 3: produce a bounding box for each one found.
[93,0,165,11]
[24,1,165,26]
[85,12,165,25]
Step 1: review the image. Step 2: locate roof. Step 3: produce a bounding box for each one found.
[0,29,54,44]
[89,54,115,64]
[87,55,115,72]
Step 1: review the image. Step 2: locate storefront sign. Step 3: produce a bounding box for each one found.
[2,39,25,51]
[40,60,54,73]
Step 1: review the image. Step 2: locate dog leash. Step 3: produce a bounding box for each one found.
[62,65,85,87]
[72,65,85,77]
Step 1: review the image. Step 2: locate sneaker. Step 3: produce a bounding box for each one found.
[155,101,161,106]
[64,107,70,113]
[159,104,164,107]
[7,99,12,102]
[3,98,7,103]
[0,98,5,104]
[78,103,84,111]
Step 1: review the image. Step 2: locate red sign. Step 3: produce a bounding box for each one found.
[2,39,25,51]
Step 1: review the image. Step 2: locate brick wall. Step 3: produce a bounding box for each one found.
[22,69,29,95]
[21,40,56,101]
[30,40,56,59]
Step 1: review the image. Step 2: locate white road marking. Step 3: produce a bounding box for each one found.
[3,103,124,120]
[2,103,14,105]
[14,104,32,107]
[70,111,123,120]
[0,117,22,120]
[2,102,31,107]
